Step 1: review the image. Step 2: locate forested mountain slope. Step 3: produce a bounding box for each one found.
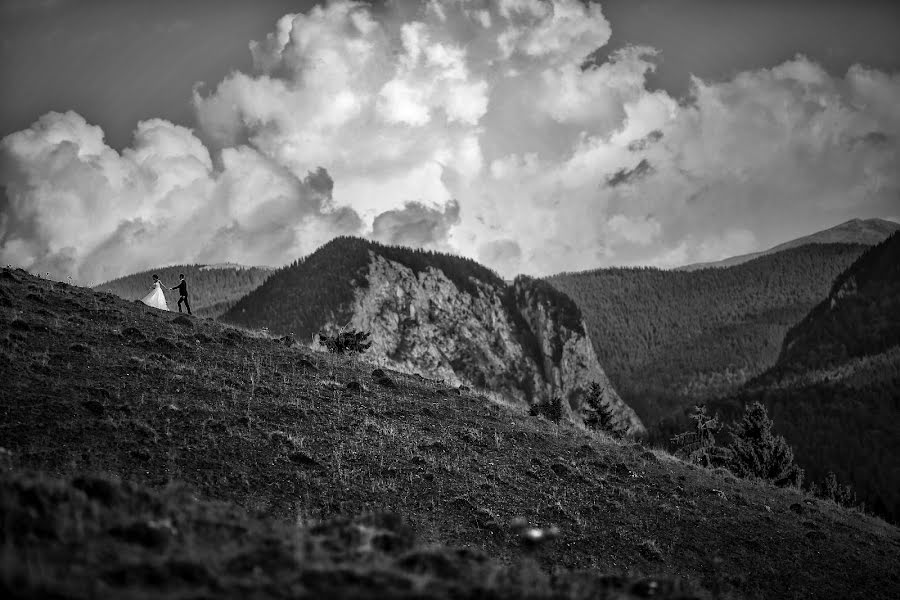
[777,232,900,373]
[95,264,272,317]
[222,237,643,434]
[547,244,867,425]
[2,266,899,599]
[708,232,900,522]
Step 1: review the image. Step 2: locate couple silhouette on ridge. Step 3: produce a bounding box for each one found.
[141,273,191,315]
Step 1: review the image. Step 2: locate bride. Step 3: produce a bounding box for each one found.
[141,274,169,311]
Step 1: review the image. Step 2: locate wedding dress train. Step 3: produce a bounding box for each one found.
[141,282,169,311]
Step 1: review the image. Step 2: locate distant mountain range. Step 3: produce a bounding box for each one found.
[221,237,644,435]
[547,243,867,426]
[547,218,898,428]
[95,264,272,317]
[674,219,900,271]
[709,232,900,522]
[676,218,899,271]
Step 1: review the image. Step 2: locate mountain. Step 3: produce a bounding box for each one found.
[2,266,898,599]
[95,263,273,317]
[222,237,643,435]
[707,232,900,522]
[547,243,867,426]
[677,218,899,272]
[777,231,900,371]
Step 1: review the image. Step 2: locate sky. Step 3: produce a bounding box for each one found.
[1,0,899,284]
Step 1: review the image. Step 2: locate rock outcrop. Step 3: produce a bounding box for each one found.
[339,252,643,435]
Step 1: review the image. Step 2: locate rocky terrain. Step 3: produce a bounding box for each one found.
[224,238,643,436]
[2,266,899,599]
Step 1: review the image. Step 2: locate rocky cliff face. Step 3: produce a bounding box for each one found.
[334,252,644,436]
[512,277,643,435]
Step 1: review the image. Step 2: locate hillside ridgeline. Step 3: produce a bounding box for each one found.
[1,267,899,599]
[95,264,272,318]
[223,237,643,435]
[676,218,899,271]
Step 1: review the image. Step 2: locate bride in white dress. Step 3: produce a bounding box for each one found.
[141,274,169,310]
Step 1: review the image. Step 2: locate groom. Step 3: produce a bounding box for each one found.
[171,274,192,315]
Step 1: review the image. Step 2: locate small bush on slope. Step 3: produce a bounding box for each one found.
[529,395,563,424]
[319,328,372,355]
[809,471,863,511]
[670,404,729,467]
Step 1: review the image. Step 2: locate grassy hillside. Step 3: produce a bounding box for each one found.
[95,264,272,318]
[1,267,899,599]
[547,244,867,425]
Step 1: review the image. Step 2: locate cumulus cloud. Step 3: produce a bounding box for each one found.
[478,238,522,278]
[371,199,460,248]
[0,111,361,283]
[3,0,900,283]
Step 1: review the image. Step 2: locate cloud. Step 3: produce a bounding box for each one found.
[627,129,663,152]
[0,111,361,283]
[606,158,654,187]
[477,238,522,278]
[370,199,460,248]
[3,1,900,283]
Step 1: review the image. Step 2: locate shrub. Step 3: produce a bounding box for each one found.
[670,404,729,467]
[318,329,372,355]
[529,396,563,424]
[726,402,803,487]
[810,471,862,510]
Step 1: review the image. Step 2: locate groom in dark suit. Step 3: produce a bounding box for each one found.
[171,274,192,315]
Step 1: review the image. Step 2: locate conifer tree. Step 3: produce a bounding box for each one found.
[583,382,617,433]
[727,402,803,487]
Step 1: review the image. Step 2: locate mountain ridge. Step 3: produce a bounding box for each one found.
[222,237,643,435]
[547,243,867,427]
[675,218,899,272]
